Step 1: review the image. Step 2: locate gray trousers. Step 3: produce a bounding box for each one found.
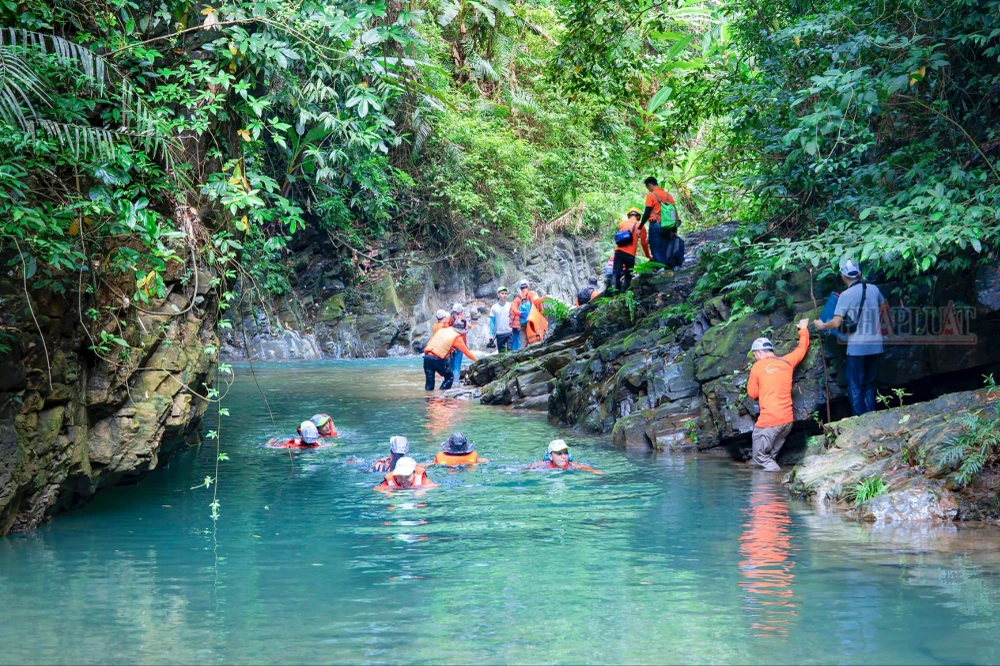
[751,423,792,471]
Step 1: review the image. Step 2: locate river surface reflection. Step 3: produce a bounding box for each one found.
[1,358,1000,664]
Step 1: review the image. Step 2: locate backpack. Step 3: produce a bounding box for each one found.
[651,189,678,228]
[577,285,596,305]
[615,222,637,247]
[665,235,685,269]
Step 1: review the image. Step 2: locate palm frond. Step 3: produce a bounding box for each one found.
[0,29,180,172]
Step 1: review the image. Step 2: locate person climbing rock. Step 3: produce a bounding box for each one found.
[603,254,615,292]
[638,176,679,268]
[490,287,514,353]
[370,435,409,473]
[432,309,450,334]
[375,456,436,490]
[576,276,601,306]
[746,318,811,471]
[423,319,477,391]
[509,279,545,348]
[272,420,323,449]
[309,414,338,438]
[613,208,650,292]
[431,432,487,466]
[449,303,470,380]
[813,259,885,416]
[527,439,601,474]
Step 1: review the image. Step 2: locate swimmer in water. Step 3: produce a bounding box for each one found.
[430,432,488,466]
[370,436,409,473]
[272,420,323,449]
[309,413,338,437]
[375,456,437,491]
[527,439,601,474]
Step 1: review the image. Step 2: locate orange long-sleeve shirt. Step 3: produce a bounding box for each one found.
[615,219,651,259]
[746,328,810,428]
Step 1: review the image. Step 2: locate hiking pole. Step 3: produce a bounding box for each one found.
[810,268,833,423]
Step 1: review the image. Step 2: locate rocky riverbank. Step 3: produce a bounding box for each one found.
[467,226,1000,522]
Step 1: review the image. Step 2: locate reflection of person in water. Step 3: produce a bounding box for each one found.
[738,472,797,638]
[424,397,464,442]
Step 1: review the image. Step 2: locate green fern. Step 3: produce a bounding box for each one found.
[941,411,1000,487]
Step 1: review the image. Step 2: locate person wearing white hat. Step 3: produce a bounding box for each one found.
[432,309,450,334]
[813,258,885,415]
[271,420,323,449]
[370,435,409,473]
[747,318,810,471]
[509,279,544,350]
[527,440,601,474]
[375,456,436,490]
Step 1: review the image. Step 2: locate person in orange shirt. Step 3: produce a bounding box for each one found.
[746,319,810,471]
[309,413,337,437]
[374,456,437,491]
[638,176,678,267]
[423,319,477,390]
[431,309,450,334]
[613,208,650,291]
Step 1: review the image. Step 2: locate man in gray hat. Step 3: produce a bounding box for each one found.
[747,318,810,471]
[813,259,885,415]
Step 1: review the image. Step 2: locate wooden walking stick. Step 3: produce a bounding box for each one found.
[810,268,833,423]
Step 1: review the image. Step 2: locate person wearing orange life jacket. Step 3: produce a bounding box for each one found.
[509,279,546,349]
[527,439,601,474]
[309,413,337,437]
[746,318,810,471]
[423,319,477,391]
[613,208,651,292]
[430,432,489,466]
[375,456,437,491]
[370,435,409,473]
[638,176,679,269]
[431,309,450,335]
[272,420,323,449]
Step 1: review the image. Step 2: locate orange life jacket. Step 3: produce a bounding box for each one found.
[424,327,462,359]
[433,451,479,466]
[525,302,549,344]
[509,291,541,330]
[432,320,449,334]
[378,466,434,489]
[272,437,321,449]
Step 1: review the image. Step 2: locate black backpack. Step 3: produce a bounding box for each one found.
[577,285,596,305]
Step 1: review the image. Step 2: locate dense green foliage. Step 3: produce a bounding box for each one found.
[0,0,646,330]
[3,0,998,341]
[555,0,1000,305]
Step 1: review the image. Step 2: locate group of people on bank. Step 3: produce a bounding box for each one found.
[423,279,550,390]
[609,177,685,292]
[746,259,885,471]
[269,425,600,489]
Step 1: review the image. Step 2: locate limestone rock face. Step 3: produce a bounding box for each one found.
[786,389,992,523]
[0,281,217,535]
[221,231,602,360]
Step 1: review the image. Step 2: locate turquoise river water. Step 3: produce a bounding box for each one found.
[3,359,1000,664]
